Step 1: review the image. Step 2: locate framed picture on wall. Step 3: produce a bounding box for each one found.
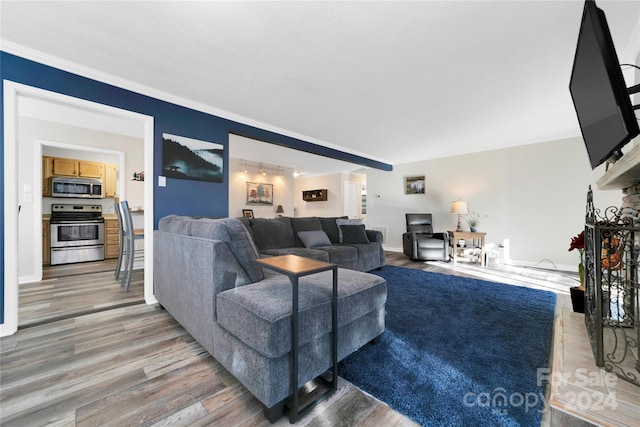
[162,133,224,182]
[404,175,425,194]
[246,182,274,206]
[242,209,254,219]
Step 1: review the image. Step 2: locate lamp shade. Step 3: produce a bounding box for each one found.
[276,205,284,214]
[450,200,468,214]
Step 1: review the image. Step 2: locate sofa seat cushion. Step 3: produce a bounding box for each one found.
[341,242,384,272]
[216,269,387,358]
[317,245,358,265]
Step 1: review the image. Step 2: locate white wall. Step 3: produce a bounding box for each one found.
[228,158,294,218]
[366,136,624,269]
[18,116,144,281]
[294,173,345,218]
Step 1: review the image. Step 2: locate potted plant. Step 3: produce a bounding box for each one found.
[466,211,487,232]
[568,230,585,313]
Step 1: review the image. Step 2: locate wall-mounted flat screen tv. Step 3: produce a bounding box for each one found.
[569,0,639,169]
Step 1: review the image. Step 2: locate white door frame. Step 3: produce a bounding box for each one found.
[2,80,156,337]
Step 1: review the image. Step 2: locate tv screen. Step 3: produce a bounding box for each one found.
[569,0,639,169]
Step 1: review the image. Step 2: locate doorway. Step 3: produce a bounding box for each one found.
[2,81,156,337]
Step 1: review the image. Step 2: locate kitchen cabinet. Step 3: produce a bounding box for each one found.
[42,156,119,198]
[48,156,103,178]
[78,161,103,178]
[43,219,50,265]
[105,219,120,259]
[104,163,119,198]
[42,157,53,197]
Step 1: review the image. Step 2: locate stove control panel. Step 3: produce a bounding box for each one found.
[51,204,102,213]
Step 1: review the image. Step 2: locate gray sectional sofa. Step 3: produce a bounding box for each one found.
[154,216,387,422]
[238,216,385,271]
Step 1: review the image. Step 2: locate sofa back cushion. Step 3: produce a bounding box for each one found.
[158,215,195,235]
[319,216,347,244]
[251,217,295,250]
[189,218,264,284]
[237,216,255,242]
[290,217,323,247]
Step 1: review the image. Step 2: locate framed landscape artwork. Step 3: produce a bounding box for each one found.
[162,133,224,182]
[246,182,273,206]
[404,175,425,194]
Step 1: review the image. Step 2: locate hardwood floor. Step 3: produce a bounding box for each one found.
[1,252,574,426]
[19,259,144,328]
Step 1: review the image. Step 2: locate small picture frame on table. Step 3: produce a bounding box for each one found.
[242,209,254,219]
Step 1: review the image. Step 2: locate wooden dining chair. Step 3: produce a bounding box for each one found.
[120,200,144,291]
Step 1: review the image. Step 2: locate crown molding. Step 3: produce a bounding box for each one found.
[1,41,393,167]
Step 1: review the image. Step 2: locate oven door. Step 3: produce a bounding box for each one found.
[51,220,105,248]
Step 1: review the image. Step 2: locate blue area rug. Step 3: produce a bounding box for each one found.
[337,265,556,426]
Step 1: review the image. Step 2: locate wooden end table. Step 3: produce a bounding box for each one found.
[255,254,338,423]
[448,230,487,266]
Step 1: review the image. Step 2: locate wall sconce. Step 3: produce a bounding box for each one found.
[450,199,468,232]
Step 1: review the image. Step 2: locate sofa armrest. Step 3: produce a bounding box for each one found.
[366,229,383,244]
[154,230,248,355]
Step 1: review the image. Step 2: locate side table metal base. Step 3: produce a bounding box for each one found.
[255,255,338,424]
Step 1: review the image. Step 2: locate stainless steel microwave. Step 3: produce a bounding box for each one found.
[51,176,103,198]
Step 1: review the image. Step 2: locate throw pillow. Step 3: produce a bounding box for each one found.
[340,224,370,244]
[336,218,363,243]
[297,230,332,248]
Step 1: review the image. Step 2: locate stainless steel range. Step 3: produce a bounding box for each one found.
[50,204,105,265]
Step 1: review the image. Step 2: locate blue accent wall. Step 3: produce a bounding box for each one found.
[0,51,392,325]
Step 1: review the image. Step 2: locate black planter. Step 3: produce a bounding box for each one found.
[570,287,585,313]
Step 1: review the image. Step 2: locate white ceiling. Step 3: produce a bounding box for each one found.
[2,0,639,174]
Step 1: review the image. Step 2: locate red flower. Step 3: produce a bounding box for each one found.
[569,231,585,252]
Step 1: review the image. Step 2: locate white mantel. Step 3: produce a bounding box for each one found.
[597,143,640,190]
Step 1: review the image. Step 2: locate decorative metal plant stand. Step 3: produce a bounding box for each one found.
[584,186,640,387]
